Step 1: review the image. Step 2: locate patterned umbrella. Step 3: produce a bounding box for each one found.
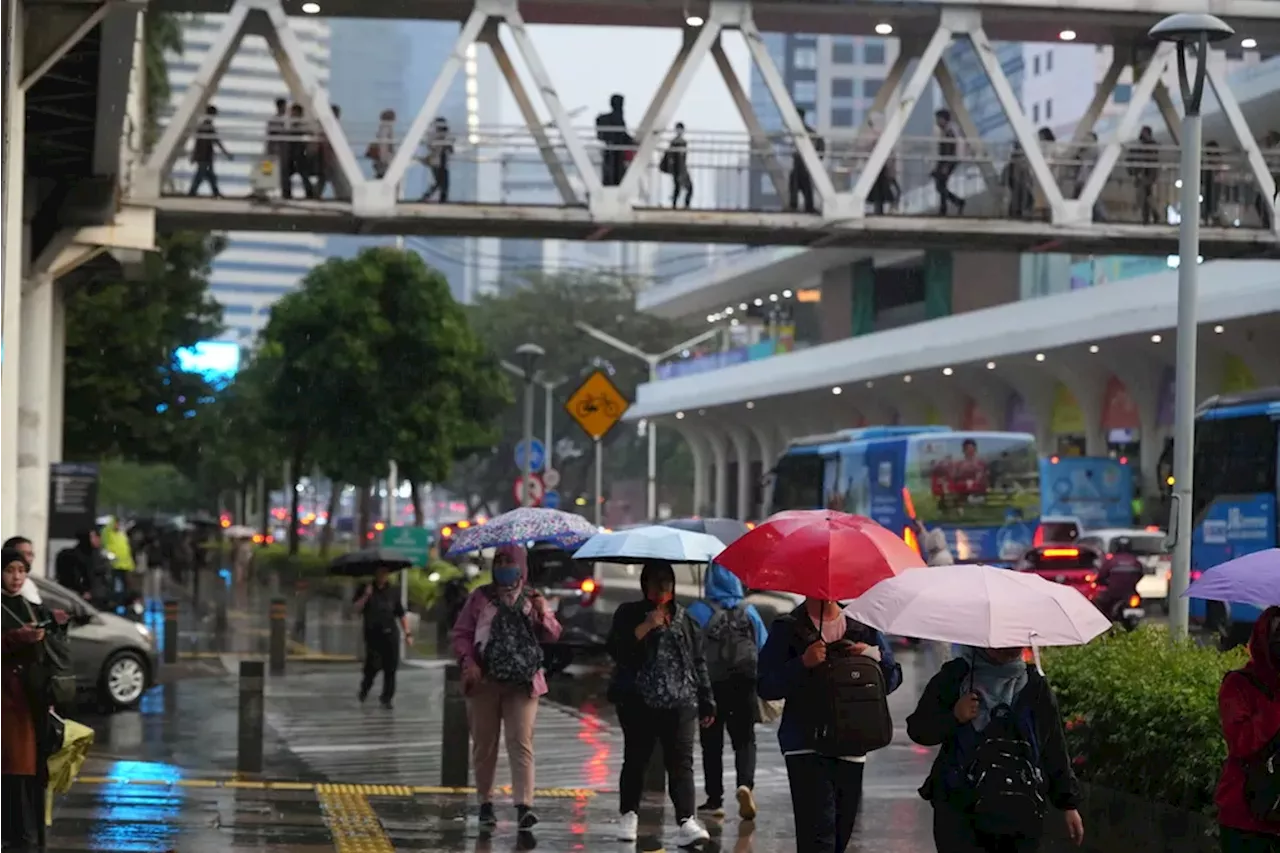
[446,507,600,556]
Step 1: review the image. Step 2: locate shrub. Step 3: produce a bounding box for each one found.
[1042,626,1249,813]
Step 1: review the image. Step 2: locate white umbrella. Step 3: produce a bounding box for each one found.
[843,564,1112,650]
[573,525,726,564]
[223,525,256,539]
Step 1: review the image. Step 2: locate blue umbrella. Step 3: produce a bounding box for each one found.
[446,507,599,556]
[573,525,726,564]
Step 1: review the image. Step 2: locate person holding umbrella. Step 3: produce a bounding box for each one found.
[352,562,413,709]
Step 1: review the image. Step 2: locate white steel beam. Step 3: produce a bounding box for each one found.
[1205,60,1277,234]
[139,1,250,194]
[1151,83,1183,146]
[711,38,787,199]
[259,1,364,201]
[739,6,838,214]
[633,28,697,159]
[1070,51,1124,144]
[1073,44,1173,222]
[20,0,117,91]
[933,58,1000,194]
[849,24,952,212]
[480,25,577,205]
[861,45,911,129]
[965,21,1067,223]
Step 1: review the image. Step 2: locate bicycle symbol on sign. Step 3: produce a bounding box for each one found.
[576,394,621,419]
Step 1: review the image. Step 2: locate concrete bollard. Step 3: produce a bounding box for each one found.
[440,663,470,787]
[236,660,265,774]
[163,599,179,665]
[269,597,287,675]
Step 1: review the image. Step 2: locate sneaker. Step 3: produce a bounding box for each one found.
[696,799,724,817]
[478,802,497,828]
[380,700,393,710]
[517,805,539,830]
[616,811,638,842]
[675,817,710,847]
[358,688,369,703]
[735,785,757,821]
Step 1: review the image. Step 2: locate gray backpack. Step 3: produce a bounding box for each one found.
[703,602,758,682]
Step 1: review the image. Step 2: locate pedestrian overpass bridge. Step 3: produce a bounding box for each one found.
[132,0,1280,258]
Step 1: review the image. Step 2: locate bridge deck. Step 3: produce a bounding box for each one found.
[146,196,1279,257]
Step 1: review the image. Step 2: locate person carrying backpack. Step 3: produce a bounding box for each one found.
[907,647,1084,853]
[687,563,768,820]
[607,561,716,847]
[451,545,562,831]
[758,597,901,853]
[1216,606,1280,852]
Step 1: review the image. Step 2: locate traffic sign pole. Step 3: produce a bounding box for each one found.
[594,440,603,526]
[544,383,554,474]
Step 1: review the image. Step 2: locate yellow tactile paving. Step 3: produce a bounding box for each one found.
[73,776,601,799]
[316,784,395,853]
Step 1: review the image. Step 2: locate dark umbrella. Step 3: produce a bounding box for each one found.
[663,517,751,547]
[328,548,412,578]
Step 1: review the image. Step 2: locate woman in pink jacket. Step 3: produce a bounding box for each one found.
[451,544,561,830]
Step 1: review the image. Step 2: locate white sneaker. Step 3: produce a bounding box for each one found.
[675,817,710,847]
[736,785,757,821]
[617,811,639,842]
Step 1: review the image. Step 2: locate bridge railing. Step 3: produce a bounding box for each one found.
[152,118,1277,229]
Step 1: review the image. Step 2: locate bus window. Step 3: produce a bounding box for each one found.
[1191,415,1279,521]
[770,453,826,512]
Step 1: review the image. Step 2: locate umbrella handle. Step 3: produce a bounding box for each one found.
[1029,631,1044,676]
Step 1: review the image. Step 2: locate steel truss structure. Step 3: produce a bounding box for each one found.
[137,0,1279,237]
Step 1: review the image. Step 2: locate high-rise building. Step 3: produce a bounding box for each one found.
[166,16,332,344]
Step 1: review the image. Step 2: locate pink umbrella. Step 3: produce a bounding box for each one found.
[843,564,1112,648]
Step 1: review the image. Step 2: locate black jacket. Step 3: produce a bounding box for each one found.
[55,541,111,603]
[606,599,715,719]
[907,658,1081,813]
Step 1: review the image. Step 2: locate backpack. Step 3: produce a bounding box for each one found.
[635,615,697,710]
[965,702,1047,838]
[478,588,543,687]
[703,602,758,683]
[1230,670,1280,822]
[793,616,893,756]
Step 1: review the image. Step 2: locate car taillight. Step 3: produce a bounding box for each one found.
[579,578,599,605]
[1042,548,1080,558]
[1191,570,1202,582]
[1033,526,1044,547]
[1128,595,1141,608]
[1084,573,1097,584]
[903,525,920,555]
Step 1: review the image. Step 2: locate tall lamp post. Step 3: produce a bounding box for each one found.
[513,343,545,507]
[1148,13,1235,639]
[574,322,721,519]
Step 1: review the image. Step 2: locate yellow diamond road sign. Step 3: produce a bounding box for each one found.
[565,369,629,441]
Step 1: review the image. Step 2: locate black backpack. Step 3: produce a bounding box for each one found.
[794,616,893,756]
[703,602,758,683]
[1229,670,1280,822]
[965,701,1047,838]
[479,588,543,687]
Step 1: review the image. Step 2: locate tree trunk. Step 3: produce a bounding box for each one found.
[287,451,303,556]
[408,478,424,527]
[318,481,341,556]
[356,483,372,545]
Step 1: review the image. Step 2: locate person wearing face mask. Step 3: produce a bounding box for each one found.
[451,545,561,831]
[1215,606,1280,851]
[908,646,1084,852]
[607,561,715,847]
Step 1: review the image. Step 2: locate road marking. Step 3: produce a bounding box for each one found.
[317,783,395,853]
[73,776,602,798]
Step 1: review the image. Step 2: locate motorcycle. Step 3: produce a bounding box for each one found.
[1092,539,1146,632]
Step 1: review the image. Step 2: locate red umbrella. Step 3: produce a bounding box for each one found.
[717,510,926,601]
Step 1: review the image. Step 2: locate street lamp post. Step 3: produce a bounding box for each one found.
[1148,13,1235,639]
[574,322,721,520]
[513,344,545,507]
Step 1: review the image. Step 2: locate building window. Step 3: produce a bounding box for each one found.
[793,46,818,70]
[1045,50,1053,72]
[1113,83,1132,104]
[793,80,816,103]
[1033,55,1040,75]
[1032,102,1040,122]
[832,40,855,65]
[1044,98,1052,121]
[863,40,886,65]
[831,77,854,98]
[831,107,855,127]
[862,78,883,98]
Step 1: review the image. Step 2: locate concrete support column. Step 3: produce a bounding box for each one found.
[676,425,709,518]
[1,0,26,542]
[49,284,65,463]
[706,429,729,519]
[750,425,775,520]
[17,276,55,575]
[729,428,752,522]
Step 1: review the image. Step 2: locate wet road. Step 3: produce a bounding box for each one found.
[53,638,945,852]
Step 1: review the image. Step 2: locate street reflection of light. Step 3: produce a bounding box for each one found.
[90,760,184,850]
[570,794,591,842]
[576,702,612,789]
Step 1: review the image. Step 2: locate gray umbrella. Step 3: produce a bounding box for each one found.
[662,517,752,547]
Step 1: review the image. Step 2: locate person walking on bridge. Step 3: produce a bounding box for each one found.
[596,94,635,187]
[187,105,230,198]
[661,123,693,209]
[932,109,965,216]
[789,108,825,214]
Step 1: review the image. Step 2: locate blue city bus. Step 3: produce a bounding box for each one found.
[768,427,1043,564]
[1039,455,1135,530]
[1187,387,1280,647]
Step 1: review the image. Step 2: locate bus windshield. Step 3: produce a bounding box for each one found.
[770,452,826,512]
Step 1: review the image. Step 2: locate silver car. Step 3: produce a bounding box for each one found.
[34,577,157,709]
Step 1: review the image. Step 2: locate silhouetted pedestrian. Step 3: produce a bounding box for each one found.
[188,105,230,197]
[933,109,965,216]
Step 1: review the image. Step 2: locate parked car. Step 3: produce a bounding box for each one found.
[34,577,157,710]
[1078,528,1171,611]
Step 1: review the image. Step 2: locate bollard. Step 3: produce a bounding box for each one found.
[163,599,179,665]
[236,660,265,774]
[292,579,308,640]
[440,663,470,787]
[644,744,666,793]
[269,597,287,675]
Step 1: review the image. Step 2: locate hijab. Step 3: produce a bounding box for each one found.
[962,646,1030,731]
[492,544,528,606]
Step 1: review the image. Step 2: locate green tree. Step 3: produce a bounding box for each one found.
[144,12,184,146]
[453,272,700,517]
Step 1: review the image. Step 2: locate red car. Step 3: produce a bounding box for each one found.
[1015,542,1144,629]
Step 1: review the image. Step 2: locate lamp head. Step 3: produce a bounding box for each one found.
[1148,13,1234,44]
[513,342,545,376]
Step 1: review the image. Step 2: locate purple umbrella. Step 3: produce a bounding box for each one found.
[1182,549,1280,608]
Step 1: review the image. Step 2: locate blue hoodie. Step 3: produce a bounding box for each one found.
[686,563,768,650]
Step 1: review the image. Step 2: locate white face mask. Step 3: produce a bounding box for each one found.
[20,578,42,605]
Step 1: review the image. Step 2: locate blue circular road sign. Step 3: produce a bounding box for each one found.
[514,439,546,472]
[542,489,560,509]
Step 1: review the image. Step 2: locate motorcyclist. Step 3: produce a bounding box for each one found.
[1093,536,1144,621]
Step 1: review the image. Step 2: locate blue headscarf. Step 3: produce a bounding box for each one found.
[961,646,1030,731]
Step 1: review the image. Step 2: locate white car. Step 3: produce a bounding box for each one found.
[1078,528,1172,609]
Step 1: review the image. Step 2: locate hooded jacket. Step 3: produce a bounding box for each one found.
[1216,606,1280,835]
[686,563,768,651]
